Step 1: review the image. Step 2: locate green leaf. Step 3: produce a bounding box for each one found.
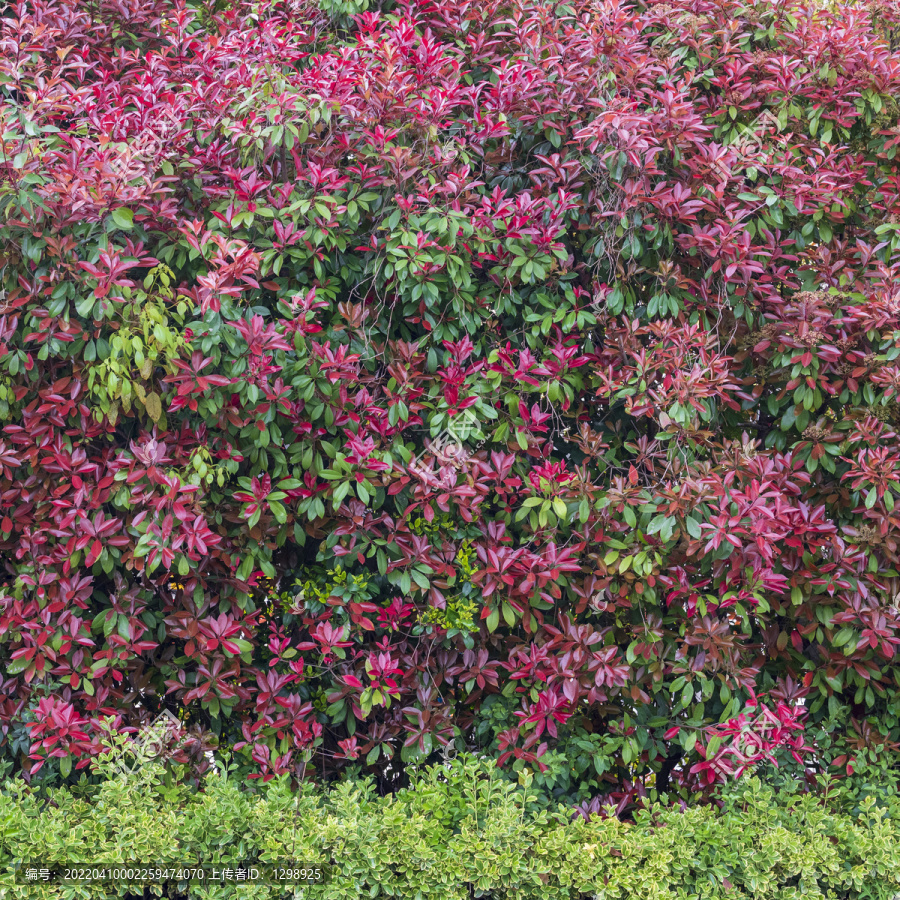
[110,207,134,230]
[832,627,856,648]
[647,514,667,535]
[268,499,287,524]
[76,295,95,317]
[237,554,255,581]
[6,657,29,676]
[579,497,590,522]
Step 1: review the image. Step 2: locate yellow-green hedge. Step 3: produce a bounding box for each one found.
[1,756,899,899]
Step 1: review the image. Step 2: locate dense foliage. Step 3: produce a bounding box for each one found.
[3,754,900,899]
[1,0,900,807]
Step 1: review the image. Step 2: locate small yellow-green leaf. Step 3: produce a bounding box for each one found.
[144,392,162,421]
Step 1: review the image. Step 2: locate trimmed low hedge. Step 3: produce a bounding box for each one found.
[1,756,899,899]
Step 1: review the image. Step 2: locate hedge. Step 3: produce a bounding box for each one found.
[1,755,899,900]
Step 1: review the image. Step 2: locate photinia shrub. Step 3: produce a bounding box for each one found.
[1,0,900,808]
